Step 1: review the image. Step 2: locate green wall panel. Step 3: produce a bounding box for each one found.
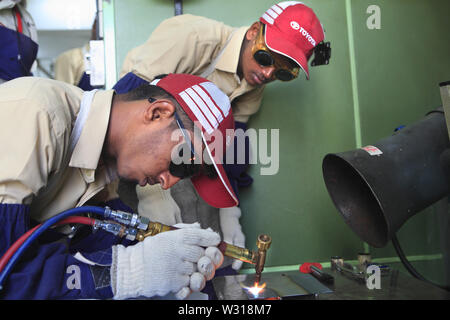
[114,0,173,78]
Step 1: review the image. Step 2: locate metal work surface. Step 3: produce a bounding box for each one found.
[213,266,450,300]
[212,271,333,300]
[318,267,450,300]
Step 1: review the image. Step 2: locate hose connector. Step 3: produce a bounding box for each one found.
[93,220,138,241]
[104,207,149,230]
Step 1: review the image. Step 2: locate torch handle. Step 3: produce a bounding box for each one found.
[218,241,256,264]
[136,222,257,265]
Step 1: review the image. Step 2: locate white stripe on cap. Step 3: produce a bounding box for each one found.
[178,81,230,135]
[179,91,214,134]
[277,1,303,10]
[185,87,218,129]
[192,84,224,123]
[266,8,279,20]
[271,5,283,15]
[199,82,230,117]
[262,13,274,25]
[261,1,305,24]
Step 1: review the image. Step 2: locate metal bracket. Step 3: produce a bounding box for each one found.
[88,40,106,87]
[440,81,450,139]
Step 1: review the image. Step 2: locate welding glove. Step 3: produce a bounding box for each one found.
[219,206,245,270]
[111,222,223,300]
[136,184,182,226]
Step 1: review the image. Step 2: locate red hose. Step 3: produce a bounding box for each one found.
[0,216,95,273]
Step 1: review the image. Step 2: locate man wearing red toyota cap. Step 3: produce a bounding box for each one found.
[114,1,330,274]
[0,73,238,299]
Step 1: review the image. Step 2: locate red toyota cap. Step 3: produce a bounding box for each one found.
[151,74,239,208]
[260,2,325,79]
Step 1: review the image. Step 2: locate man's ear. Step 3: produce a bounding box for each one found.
[246,22,261,42]
[144,99,176,123]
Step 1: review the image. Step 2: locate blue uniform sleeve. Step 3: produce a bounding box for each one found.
[0,203,116,299]
[113,72,149,94]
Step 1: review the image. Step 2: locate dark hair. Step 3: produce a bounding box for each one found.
[116,75,194,132]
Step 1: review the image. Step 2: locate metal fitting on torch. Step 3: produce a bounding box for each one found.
[254,234,272,284]
[135,221,176,241]
[103,207,150,231]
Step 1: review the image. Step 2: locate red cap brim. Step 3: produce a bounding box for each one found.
[264,25,310,79]
[191,135,239,208]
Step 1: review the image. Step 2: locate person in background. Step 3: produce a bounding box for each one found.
[54,18,101,91]
[113,1,329,285]
[0,0,38,84]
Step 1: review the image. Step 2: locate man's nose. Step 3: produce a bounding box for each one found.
[262,65,276,79]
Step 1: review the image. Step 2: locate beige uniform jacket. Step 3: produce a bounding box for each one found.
[0,77,117,222]
[120,14,264,123]
[54,43,89,87]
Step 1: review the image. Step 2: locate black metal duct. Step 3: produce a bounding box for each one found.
[322,108,450,248]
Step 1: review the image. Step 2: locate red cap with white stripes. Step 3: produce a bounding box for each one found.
[151,74,238,208]
[260,1,325,79]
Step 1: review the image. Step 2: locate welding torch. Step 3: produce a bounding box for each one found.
[84,209,271,282]
[132,219,272,283]
[0,207,271,289]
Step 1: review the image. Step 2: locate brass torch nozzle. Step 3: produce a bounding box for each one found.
[254,234,272,284]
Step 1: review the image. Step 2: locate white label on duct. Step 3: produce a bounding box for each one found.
[362,145,383,156]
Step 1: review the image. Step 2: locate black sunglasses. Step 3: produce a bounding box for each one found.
[148,97,216,179]
[252,25,300,81]
[253,50,298,81]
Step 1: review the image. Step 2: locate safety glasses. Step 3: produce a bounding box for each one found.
[148,98,217,179]
[252,25,300,81]
[171,112,217,179]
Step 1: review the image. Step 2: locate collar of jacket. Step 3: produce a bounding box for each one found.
[69,90,114,180]
[214,26,248,75]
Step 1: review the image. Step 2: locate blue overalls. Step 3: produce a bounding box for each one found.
[77,72,102,91]
[0,7,38,81]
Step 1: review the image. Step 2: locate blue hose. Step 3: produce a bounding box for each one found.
[0,206,107,290]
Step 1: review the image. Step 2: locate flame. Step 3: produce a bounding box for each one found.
[244,282,266,298]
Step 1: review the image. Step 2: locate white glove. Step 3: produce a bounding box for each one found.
[136,184,182,226]
[219,206,246,270]
[111,223,223,300]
